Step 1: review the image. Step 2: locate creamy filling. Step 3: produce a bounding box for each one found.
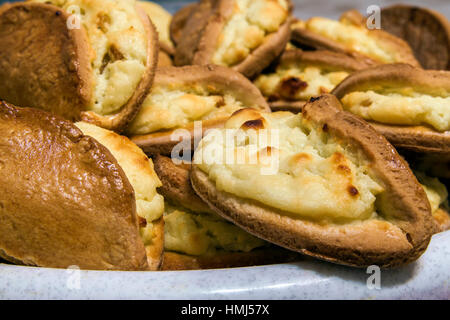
[254,66,349,101]
[75,122,164,247]
[341,91,450,132]
[194,110,384,221]
[305,17,395,63]
[34,0,147,115]
[415,171,448,215]
[164,202,266,256]
[212,0,289,67]
[127,87,245,135]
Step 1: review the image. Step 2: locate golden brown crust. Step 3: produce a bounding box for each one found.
[434,208,450,233]
[162,248,300,270]
[81,4,159,132]
[191,94,435,268]
[174,0,293,79]
[146,217,165,270]
[170,2,197,46]
[157,50,173,67]
[291,16,420,67]
[129,65,270,156]
[0,101,148,270]
[381,5,450,70]
[0,2,92,122]
[332,64,450,155]
[269,100,306,113]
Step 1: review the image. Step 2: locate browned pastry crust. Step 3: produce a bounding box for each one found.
[0,101,148,270]
[332,64,450,155]
[129,65,270,156]
[381,5,450,70]
[0,2,158,133]
[434,208,450,233]
[291,15,420,68]
[170,2,197,46]
[153,154,300,270]
[264,49,371,112]
[191,94,435,268]
[174,0,293,79]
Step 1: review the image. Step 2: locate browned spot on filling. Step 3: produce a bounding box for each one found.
[138,216,147,228]
[347,185,359,196]
[337,164,352,175]
[240,118,265,130]
[331,152,346,164]
[279,77,308,99]
[291,152,312,165]
[215,96,225,108]
[259,146,277,158]
[319,87,329,94]
[97,12,111,33]
[100,44,125,74]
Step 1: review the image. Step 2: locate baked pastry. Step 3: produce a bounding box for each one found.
[0,0,158,132]
[0,101,164,270]
[157,50,173,67]
[127,65,270,156]
[332,64,450,155]
[381,5,450,70]
[153,155,298,270]
[191,94,435,268]
[174,0,293,79]
[139,1,174,56]
[413,171,450,233]
[254,49,370,112]
[291,15,421,67]
[170,2,197,46]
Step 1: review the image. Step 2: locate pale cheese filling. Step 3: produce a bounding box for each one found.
[254,66,349,100]
[212,0,289,67]
[341,91,450,132]
[75,122,164,247]
[415,171,448,215]
[304,17,396,63]
[127,87,246,135]
[164,202,266,256]
[194,111,384,221]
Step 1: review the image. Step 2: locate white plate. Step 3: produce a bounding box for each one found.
[1,230,449,299]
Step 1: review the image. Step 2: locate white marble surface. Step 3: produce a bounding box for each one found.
[1,230,449,299]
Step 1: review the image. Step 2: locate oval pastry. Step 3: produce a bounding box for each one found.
[127,65,270,156]
[190,94,435,268]
[381,5,450,70]
[174,0,293,79]
[0,0,158,132]
[0,101,164,270]
[153,155,297,270]
[254,49,371,112]
[332,64,450,155]
[291,14,421,67]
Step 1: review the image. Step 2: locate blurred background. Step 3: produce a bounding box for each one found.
[0,0,449,18]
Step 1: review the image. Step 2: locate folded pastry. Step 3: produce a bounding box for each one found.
[413,171,450,233]
[153,155,298,270]
[127,65,270,156]
[174,0,293,79]
[291,15,420,67]
[139,1,174,56]
[254,49,370,112]
[332,64,450,155]
[0,101,164,270]
[381,5,450,70]
[170,2,197,46]
[0,0,158,132]
[190,94,435,267]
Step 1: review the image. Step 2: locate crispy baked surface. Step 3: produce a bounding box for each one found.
[332,64,450,154]
[291,16,420,67]
[0,102,148,270]
[174,0,292,78]
[381,5,450,70]
[128,65,269,156]
[191,94,435,267]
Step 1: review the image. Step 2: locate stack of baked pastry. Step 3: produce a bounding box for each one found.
[0,0,448,271]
